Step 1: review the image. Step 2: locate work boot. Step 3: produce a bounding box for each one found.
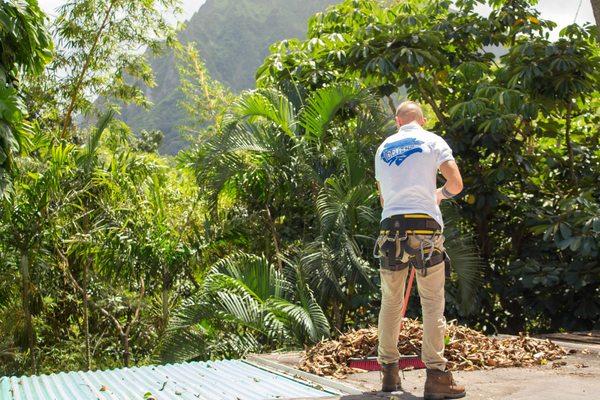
[424,368,466,399]
[380,362,401,392]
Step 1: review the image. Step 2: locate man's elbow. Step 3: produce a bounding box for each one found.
[449,176,463,195]
[439,161,463,195]
[455,178,464,193]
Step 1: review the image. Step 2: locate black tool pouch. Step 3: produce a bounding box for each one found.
[373,232,408,271]
[377,239,410,271]
[378,240,394,270]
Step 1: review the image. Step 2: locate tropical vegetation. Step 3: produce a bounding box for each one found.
[0,0,598,378]
[117,0,339,154]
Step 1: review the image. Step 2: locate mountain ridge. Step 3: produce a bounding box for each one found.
[118,0,339,154]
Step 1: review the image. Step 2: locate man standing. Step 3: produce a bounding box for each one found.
[374,101,466,399]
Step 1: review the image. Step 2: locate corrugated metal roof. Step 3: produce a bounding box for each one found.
[0,359,337,400]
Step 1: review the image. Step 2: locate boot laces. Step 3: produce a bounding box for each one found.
[447,371,456,386]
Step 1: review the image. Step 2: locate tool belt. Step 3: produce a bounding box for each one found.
[373,213,450,276]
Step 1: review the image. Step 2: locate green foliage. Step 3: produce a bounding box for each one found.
[49,0,181,136]
[182,80,483,337]
[1,0,598,378]
[115,0,340,153]
[160,253,329,362]
[0,0,53,197]
[257,0,600,332]
[0,0,53,77]
[135,129,164,153]
[176,42,235,143]
[0,112,206,374]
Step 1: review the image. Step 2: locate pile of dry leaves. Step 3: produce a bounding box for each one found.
[300,319,567,378]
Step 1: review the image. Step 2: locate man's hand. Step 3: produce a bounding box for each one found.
[435,188,444,205]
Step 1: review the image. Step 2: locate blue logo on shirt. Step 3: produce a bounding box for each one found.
[381,138,424,166]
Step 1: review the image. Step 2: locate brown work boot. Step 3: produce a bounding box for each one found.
[424,368,466,399]
[380,362,401,392]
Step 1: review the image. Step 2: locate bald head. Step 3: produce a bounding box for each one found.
[395,101,425,127]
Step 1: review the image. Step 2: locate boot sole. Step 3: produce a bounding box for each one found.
[424,392,466,400]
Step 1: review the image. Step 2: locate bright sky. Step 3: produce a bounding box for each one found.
[474,0,595,34]
[38,0,595,35]
[39,0,206,20]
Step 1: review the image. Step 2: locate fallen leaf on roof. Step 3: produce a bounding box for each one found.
[300,319,567,377]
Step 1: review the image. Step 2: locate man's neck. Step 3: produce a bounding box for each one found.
[398,120,421,130]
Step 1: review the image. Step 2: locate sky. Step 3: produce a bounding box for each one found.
[474,0,595,33]
[39,0,207,20]
[38,0,595,35]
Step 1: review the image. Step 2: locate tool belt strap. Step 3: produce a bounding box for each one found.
[380,214,441,235]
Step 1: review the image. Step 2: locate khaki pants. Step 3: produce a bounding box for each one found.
[377,234,447,371]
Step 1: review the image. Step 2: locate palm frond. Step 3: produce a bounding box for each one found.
[300,84,367,140]
[233,89,298,139]
[159,295,214,362]
[267,296,330,343]
[442,204,485,315]
[301,240,345,299]
[79,110,114,172]
[209,252,292,301]
[213,291,265,328]
[206,332,263,360]
[160,324,209,362]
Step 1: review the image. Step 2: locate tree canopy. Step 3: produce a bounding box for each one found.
[0,0,53,198]
[258,0,600,332]
[0,0,598,377]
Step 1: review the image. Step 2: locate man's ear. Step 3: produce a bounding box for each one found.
[395,116,401,127]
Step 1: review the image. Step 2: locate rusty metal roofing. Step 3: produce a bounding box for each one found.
[0,359,337,400]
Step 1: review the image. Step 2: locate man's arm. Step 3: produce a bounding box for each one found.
[376,181,384,207]
[436,160,463,205]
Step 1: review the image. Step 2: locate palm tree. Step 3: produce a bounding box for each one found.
[183,82,483,338]
[57,114,191,368]
[72,111,113,370]
[159,252,329,362]
[183,83,386,260]
[1,130,76,374]
[591,0,600,39]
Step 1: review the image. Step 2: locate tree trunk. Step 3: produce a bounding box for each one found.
[265,203,283,270]
[475,206,492,261]
[592,0,600,40]
[61,0,117,137]
[564,102,577,185]
[19,252,36,374]
[386,95,396,115]
[331,299,342,331]
[120,332,131,367]
[409,72,449,131]
[162,271,170,329]
[83,257,91,371]
[61,259,144,369]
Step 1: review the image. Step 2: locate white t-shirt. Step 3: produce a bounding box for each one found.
[375,121,455,229]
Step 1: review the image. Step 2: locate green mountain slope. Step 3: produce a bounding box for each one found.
[119,0,339,154]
